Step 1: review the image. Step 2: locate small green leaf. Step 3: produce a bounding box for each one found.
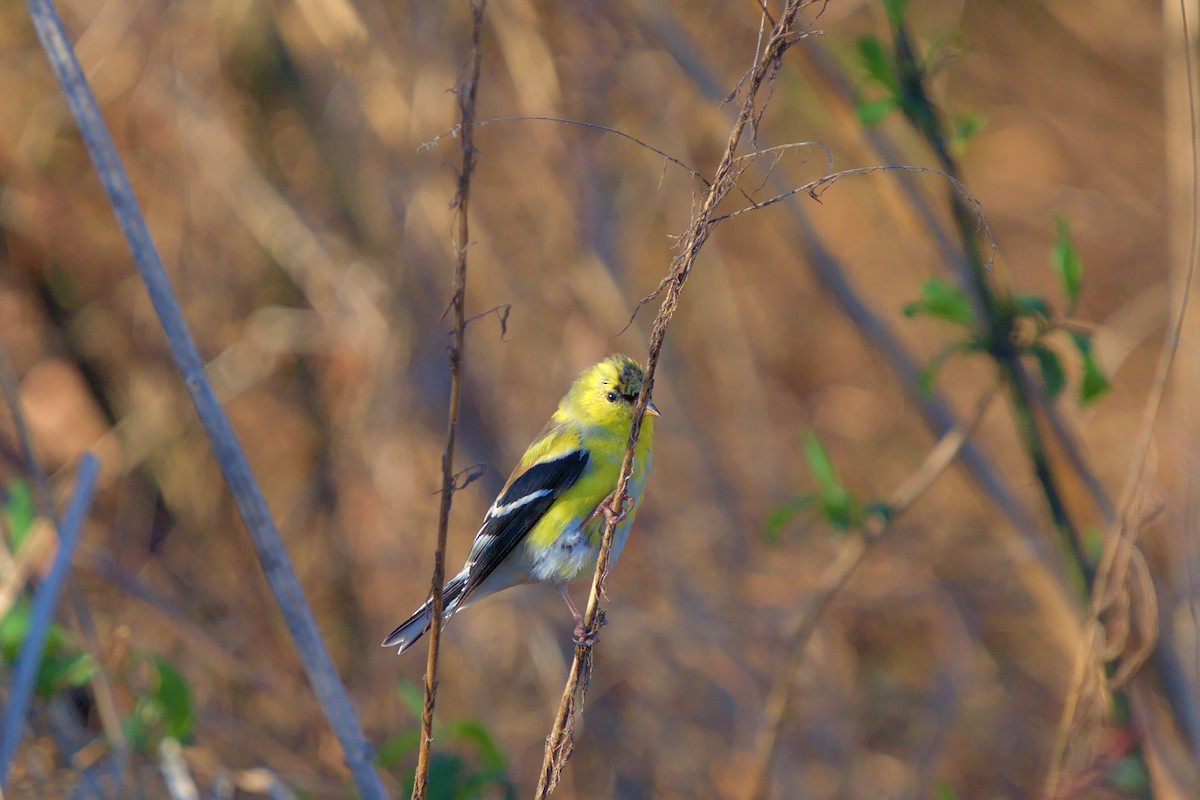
[1069,331,1110,405]
[3,479,37,550]
[882,0,909,25]
[856,36,897,91]
[1052,217,1083,309]
[903,278,975,328]
[152,659,194,742]
[803,435,840,493]
[763,496,814,543]
[37,652,97,697]
[802,435,859,532]
[1030,344,1066,400]
[856,96,898,127]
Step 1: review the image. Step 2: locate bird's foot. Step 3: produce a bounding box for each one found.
[572,610,607,648]
[584,492,635,529]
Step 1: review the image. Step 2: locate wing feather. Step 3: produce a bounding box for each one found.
[460,448,589,597]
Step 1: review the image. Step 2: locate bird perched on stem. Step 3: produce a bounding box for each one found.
[383,354,658,654]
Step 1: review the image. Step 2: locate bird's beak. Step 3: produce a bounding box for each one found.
[645,400,661,417]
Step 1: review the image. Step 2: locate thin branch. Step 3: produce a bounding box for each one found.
[420,116,712,188]
[535,3,816,795]
[411,3,487,799]
[20,2,388,796]
[640,1,1043,547]
[743,384,998,800]
[0,452,100,790]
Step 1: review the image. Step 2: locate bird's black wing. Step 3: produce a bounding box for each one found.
[460,448,589,597]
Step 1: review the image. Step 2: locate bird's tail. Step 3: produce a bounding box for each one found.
[381,572,469,654]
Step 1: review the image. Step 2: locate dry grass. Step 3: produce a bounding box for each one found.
[0,0,1196,797]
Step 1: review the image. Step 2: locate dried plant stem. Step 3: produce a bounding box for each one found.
[411,4,486,799]
[21,2,387,796]
[534,3,815,795]
[1044,1,1200,792]
[744,384,998,800]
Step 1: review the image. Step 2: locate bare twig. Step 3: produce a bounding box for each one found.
[0,453,100,790]
[421,116,711,188]
[411,3,487,799]
[1044,1,1200,792]
[21,2,388,796]
[743,384,998,800]
[641,1,1043,548]
[534,4,817,795]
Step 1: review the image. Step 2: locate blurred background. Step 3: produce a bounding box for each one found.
[1,0,1197,797]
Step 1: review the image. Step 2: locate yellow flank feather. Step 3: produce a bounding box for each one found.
[382,353,659,654]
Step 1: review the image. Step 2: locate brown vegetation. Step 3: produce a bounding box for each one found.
[0,0,1197,798]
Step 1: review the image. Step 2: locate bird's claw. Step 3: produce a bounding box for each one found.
[601,495,635,526]
[572,610,607,648]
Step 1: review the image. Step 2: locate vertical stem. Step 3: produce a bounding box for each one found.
[535,3,811,795]
[411,4,487,799]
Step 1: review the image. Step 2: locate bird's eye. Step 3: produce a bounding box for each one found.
[605,391,618,403]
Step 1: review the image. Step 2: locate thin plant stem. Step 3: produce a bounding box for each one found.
[411,3,487,799]
[534,2,817,795]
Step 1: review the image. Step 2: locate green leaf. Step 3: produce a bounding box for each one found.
[803,434,840,493]
[37,651,97,697]
[763,496,814,543]
[803,435,860,532]
[882,0,909,25]
[1052,217,1083,309]
[152,659,194,742]
[903,278,975,328]
[856,96,898,127]
[857,36,897,91]
[1029,344,1066,400]
[3,479,37,550]
[1069,331,1110,405]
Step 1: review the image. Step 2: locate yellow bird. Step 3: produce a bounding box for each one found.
[383,354,658,654]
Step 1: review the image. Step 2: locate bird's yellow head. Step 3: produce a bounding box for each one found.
[556,354,660,433]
